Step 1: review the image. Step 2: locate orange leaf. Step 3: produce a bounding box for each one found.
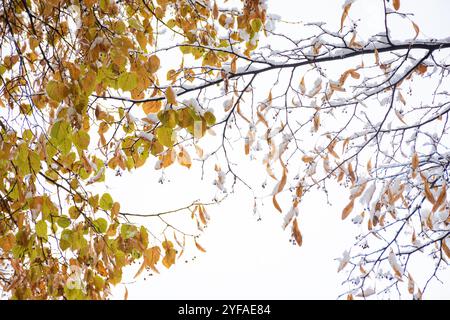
[431,183,446,213]
[292,218,303,246]
[195,239,207,252]
[421,173,435,204]
[417,64,427,75]
[273,195,282,213]
[198,205,207,225]
[302,155,314,163]
[142,100,162,114]
[411,152,419,171]
[272,163,287,213]
[342,199,355,220]
[393,0,400,11]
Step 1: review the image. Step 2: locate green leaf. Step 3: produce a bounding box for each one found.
[94,218,108,233]
[156,127,174,147]
[177,108,194,128]
[203,111,216,125]
[73,130,90,150]
[57,215,71,228]
[60,229,72,250]
[99,193,114,211]
[250,18,263,33]
[118,72,138,91]
[35,220,48,239]
[46,80,69,103]
[68,206,80,219]
[50,120,72,154]
[28,150,41,173]
[93,275,105,290]
[120,224,138,240]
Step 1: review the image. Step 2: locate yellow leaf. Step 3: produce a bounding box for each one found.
[162,247,176,269]
[165,86,177,105]
[46,80,69,103]
[111,202,120,219]
[144,246,161,273]
[148,55,160,73]
[342,199,354,220]
[292,218,302,246]
[177,147,192,169]
[142,100,162,114]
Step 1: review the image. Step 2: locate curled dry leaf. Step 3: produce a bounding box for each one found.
[292,218,302,246]
[412,21,420,40]
[342,199,355,220]
[195,239,207,252]
[431,183,446,213]
[340,3,352,32]
[272,161,287,213]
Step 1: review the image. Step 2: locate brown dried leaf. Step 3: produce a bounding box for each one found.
[292,218,303,246]
[393,0,400,11]
[342,199,355,220]
[412,21,420,40]
[431,183,446,213]
[340,3,352,32]
[195,239,207,253]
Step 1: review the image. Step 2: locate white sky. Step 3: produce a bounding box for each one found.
[101,0,450,300]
